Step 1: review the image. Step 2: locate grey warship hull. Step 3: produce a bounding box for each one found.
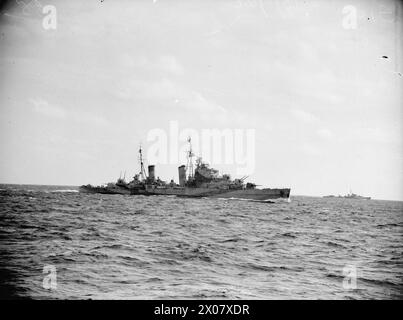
[79,185,131,195]
[140,186,291,201]
[323,194,371,200]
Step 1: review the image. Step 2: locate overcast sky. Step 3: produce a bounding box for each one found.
[0,0,402,200]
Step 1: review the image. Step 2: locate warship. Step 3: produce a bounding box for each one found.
[79,138,291,202]
[323,191,371,200]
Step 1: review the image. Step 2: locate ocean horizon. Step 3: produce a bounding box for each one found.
[1,183,402,299]
[1,183,400,202]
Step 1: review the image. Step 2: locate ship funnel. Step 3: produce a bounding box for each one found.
[148,165,155,182]
[178,165,186,187]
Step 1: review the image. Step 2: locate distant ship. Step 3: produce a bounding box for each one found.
[323,191,371,200]
[79,138,291,202]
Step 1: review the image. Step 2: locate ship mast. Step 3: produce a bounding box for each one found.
[186,137,194,179]
[138,145,147,181]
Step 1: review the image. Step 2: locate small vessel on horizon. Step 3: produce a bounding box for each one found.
[79,138,291,202]
[323,190,371,200]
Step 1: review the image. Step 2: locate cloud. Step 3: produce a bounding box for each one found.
[317,128,334,139]
[290,108,320,123]
[30,98,66,118]
[114,78,177,101]
[30,98,108,127]
[300,143,321,156]
[72,111,109,127]
[118,54,184,75]
[157,56,184,75]
[185,91,227,113]
[352,127,397,144]
[114,77,227,114]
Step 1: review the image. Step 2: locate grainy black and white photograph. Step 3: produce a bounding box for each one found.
[0,0,402,306]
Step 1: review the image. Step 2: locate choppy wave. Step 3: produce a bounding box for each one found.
[0,184,402,299]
